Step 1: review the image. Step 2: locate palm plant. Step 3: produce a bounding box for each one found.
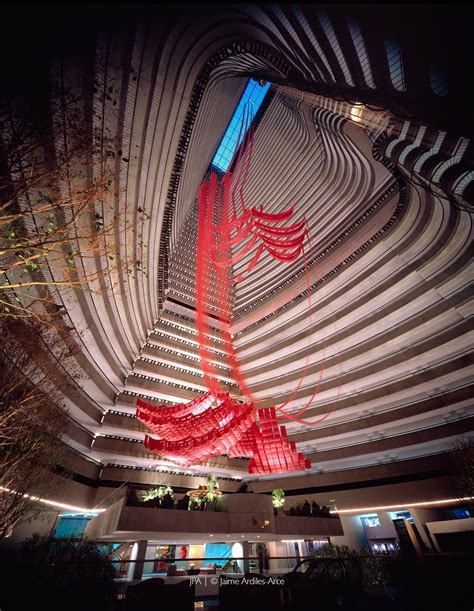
[140,486,174,503]
[272,488,286,510]
[205,475,220,502]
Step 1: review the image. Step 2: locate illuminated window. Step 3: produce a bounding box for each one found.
[360,514,381,528]
[53,513,95,538]
[395,511,414,523]
[347,18,375,89]
[211,79,271,172]
[447,508,471,520]
[384,38,406,92]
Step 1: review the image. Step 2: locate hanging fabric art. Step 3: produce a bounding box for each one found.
[138,392,256,467]
[196,105,327,428]
[137,101,332,475]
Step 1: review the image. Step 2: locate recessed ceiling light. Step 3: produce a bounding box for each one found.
[209,534,214,537]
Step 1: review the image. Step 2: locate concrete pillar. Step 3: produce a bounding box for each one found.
[331,515,367,549]
[129,540,148,581]
[267,541,281,571]
[410,507,443,552]
[231,541,246,573]
[241,541,250,573]
[378,511,397,531]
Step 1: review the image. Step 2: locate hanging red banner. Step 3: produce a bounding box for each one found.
[136,103,334,475]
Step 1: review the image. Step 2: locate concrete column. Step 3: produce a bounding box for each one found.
[231,541,247,573]
[267,541,282,571]
[241,540,250,573]
[130,539,148,581]
[331,515,367,549]
[410,507,443,552]
[378,511,398,531]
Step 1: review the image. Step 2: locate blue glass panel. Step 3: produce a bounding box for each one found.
[211,79,271,172]
[53,514,94,538]
[451,508,471,519]
[396,511,414,523]
[204,542,231,564]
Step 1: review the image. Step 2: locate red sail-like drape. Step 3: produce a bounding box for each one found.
[143,399,256,466]
[136,103,341,474]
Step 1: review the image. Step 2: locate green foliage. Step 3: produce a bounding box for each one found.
[315,543,353,557]
[272,488,286,508]
[0,323,71,539]
[314,543,395,588]
[188,496,204,511]
[451,437,474,497]
[140,485,174,503]
[357,545,391,587]
[205,474,220,502]
[2,534,117,611]
[187,476,223,511]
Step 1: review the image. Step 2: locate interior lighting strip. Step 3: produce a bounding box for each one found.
[0,486,106,514]
[331,496,474,515]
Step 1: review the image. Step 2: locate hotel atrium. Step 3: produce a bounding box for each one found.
[0,3,473,610]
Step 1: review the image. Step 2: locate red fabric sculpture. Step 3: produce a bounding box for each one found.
[137,105,332,474]
[137,392,256,467]
[227,409,311,474]
[196,107,326,427]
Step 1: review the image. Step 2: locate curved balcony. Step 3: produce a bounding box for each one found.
[86,493,343,541]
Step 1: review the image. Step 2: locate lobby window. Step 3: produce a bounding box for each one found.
[53,513,95,538]
[360,514,381,528]
[347,18,376,89]
[317,9,355,86]
[372,541,398,553]
[384,38,406,92]
[211,79,271,173]
[430,64,448,96]
[395,511,414,523]
[446,507,471,520]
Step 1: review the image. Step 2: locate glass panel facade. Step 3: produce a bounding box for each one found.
[395,511,414,523]
[53,513,95,538]
[211,79,271,172]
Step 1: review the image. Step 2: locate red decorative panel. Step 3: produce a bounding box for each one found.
[136,107,319,475]
[138,394,256,467]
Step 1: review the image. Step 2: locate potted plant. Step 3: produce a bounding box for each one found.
[187,563,200,576]
[140,485,174,508]
[2,534,116,611]
[272,488,285,515]
[187,475,222,511]
[188,496,204,511]
[205,475,222,511]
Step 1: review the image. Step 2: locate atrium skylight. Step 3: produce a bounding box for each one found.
[211,79,271,172]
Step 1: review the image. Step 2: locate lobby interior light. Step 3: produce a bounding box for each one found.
[0,486,106,514]
[331,496,474,515]
[349,104,363,123]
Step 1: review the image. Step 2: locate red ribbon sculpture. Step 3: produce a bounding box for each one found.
[197,108,327,416]
[138,394,309,473]
[137,392,256,466]
[138,105,331,474]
